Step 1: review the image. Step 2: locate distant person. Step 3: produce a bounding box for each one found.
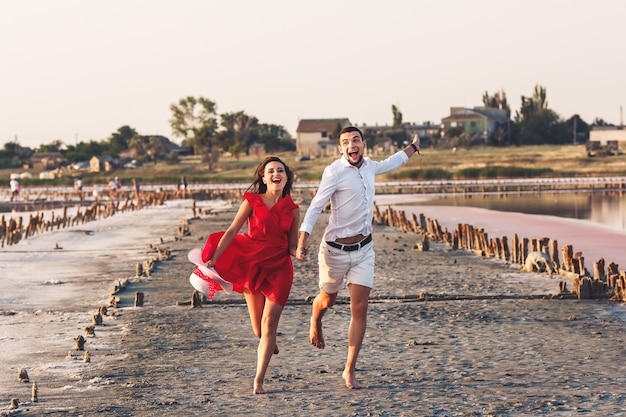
[92,185,100,203]
[108,178,117,198]
[296,126,421,389]
[132,178,141,204]
[178,175,188,197]
[9,178,20,201]
[115,177,122,191]
[187,156,300,394]
[74,177,83,200]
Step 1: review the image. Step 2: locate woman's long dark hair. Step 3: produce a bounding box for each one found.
[246,156,294,198]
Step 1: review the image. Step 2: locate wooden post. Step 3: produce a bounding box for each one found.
[550,240,560,270]
[191,291,202,308]
[501,235,510,261]
[573,252,584,275]
[134,292,144,307]
[521,238,529,265]
[511,233,519,264]
[594,258,605,282]
[18,368,29,382]
[74,335,86,351]
[562,245,574,272]
[578,277,591,299]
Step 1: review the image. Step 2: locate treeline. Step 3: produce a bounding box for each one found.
[370,85,615,150]
[0,96,295,169]
[1,85,619,170]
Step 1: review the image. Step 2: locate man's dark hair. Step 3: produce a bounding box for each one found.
[338,126,364,143]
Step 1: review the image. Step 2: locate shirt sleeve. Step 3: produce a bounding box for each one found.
[374,150,409,175]
[299,165,337,234]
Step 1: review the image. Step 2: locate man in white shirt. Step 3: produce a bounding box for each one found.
[296,126,420,389]
[9,178,20,201]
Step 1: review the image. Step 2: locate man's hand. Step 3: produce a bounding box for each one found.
[296,232,309,261]
[295,245,308,261]
[412,133,421,155]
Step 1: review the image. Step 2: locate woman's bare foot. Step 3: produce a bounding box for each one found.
[253,382,267,395]
[342,369,361,389]
[310,317,325,349]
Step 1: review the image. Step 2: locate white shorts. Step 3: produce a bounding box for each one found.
[317,240,375,294]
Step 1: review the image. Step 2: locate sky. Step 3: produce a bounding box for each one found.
[1,0,625,149]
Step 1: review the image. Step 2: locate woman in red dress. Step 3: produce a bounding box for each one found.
[194,156,299,395]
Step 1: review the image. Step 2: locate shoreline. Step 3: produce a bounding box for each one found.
[2,202,626,415]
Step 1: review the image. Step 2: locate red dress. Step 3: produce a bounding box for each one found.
[201,192,298,306]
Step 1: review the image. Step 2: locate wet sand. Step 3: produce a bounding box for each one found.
[3,207,626,416]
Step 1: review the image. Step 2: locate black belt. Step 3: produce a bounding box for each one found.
[326,234,372,252]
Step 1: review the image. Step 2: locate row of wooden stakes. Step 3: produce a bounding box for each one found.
[373,203,626,302]
[0,187,232,247]
[5,221,185,412]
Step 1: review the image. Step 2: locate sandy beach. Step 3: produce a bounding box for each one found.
[2,199,626,416]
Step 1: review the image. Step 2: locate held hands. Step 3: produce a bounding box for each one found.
[295,245,308,261]
[295,232,309,261]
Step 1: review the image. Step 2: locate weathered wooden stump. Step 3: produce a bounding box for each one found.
[85,326,95,337]
[74,335,86,351]
[109,295,120,308]
[18,368,29,382]
[93,312,103,325]
[550,240,560,270]
[191,291,202,308]
[577,277,592,299]
[32,381,38,402]
[414,235,429,251]
[134,292,144,307]
[594,258,606,282]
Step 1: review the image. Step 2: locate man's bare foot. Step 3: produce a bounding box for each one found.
[253,382,267,395]
[342,369,361,389]
[310,317,325,349]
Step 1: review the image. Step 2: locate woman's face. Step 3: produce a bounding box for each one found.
[263,161,287,193]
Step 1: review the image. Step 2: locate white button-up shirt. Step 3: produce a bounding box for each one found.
[299,151,409,242]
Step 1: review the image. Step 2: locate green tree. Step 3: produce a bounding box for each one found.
[592,117,612,127]
[169,96,219,169]
[0,142,24,168]
[513,84,561,145]
[128,136,147,161]
[388,105,408,147]
[392,104,403,128]
[63,140,107,162]
[482,89,511,146]
[108,125,137,155]
[217,111,259,152]
[256,123,294,153]
[37,139,64,153]
[482,89,510,118]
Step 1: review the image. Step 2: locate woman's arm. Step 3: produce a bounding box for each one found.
[288,207,301,257]
[207,199,252,266]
